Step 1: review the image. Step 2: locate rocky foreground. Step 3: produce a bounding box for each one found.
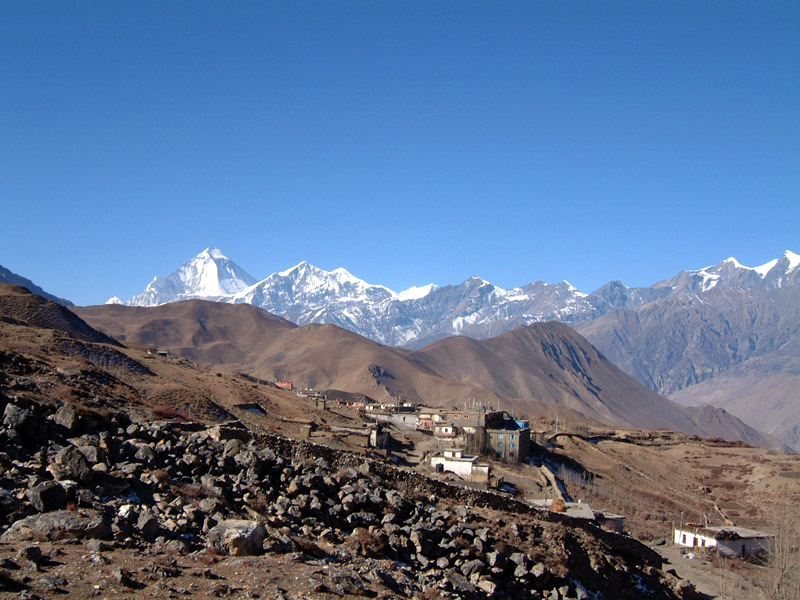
[0,391,702,600]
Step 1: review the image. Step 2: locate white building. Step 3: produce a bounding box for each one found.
[674,526,773,557]
[430,448,490,483]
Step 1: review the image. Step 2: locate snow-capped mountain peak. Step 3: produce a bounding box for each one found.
[720,257,743,267]
[118,248,257,307]
[113,248,798,347]
[782,250,800,271]
[201,247,228,260]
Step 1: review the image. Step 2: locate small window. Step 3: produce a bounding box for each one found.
[682,534,687,544]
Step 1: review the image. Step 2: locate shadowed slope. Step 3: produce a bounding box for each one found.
[75,300,785,448]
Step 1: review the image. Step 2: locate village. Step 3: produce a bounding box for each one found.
[272,383,775,561]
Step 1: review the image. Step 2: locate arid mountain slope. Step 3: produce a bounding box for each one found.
[576,285,800,449]
[0,283,116,345]
[74,301,785,449]
[672,367,800,452]
[410,323,700,432]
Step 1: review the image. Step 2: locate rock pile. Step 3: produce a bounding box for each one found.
[0,390,698,599]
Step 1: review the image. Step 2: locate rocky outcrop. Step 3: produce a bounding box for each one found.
[0,390,693,599]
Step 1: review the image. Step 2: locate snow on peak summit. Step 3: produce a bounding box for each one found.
[201,247,228,260]
[783,250,800,271]
[112,247,799,348]
[721,257,743,267]
[398,283,437,301]
[753,258,779,277]
[120,248,256,307]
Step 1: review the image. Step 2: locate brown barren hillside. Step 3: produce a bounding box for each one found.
[74,301,785,449]
[0,283,117,345]
[409,323,701,431]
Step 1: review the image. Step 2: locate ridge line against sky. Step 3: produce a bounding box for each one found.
[112,246,800,306]
[2,2,798,305]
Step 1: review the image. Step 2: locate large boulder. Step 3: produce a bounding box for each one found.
[3,404,32,429]
[27,481,67,512]
[49,446,93,483]
[0,509,111,541]
[53,404,80,432]
[206,520,266,556]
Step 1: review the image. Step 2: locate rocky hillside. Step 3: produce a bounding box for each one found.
[0,297,700,599]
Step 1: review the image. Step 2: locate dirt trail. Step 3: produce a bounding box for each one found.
[654,544,763,600]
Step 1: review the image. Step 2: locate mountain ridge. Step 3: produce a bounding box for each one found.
[111,248,799,348]
[0,264,73,306]
[74,299,788,452]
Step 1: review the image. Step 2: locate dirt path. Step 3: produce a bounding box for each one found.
[653,543,764,600]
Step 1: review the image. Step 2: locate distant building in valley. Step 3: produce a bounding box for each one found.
[674,526,773,557]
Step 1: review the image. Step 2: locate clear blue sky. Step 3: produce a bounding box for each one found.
[2,1,798,305]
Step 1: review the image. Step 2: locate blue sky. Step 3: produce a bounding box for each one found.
[2,1,798,305]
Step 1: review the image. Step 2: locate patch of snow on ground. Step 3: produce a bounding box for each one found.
[452,313,480,332]
[697,270,720,291]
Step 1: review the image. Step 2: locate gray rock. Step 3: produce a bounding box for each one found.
[0,509,111,541]
[3,404,31,429]
[206,520,266,556]
[78,445,106,466]
[17,545,43,563]
[49,446,93,484]
[444,570,476,594]
[486,549,505,568]
[53,404,80,432]
[461,559,485,577]
[137,511,160,540]
[111,566,140,588]
[27,481,67,512]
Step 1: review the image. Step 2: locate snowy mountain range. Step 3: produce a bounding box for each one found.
[110,247,800,349]
[107,247,800,449]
